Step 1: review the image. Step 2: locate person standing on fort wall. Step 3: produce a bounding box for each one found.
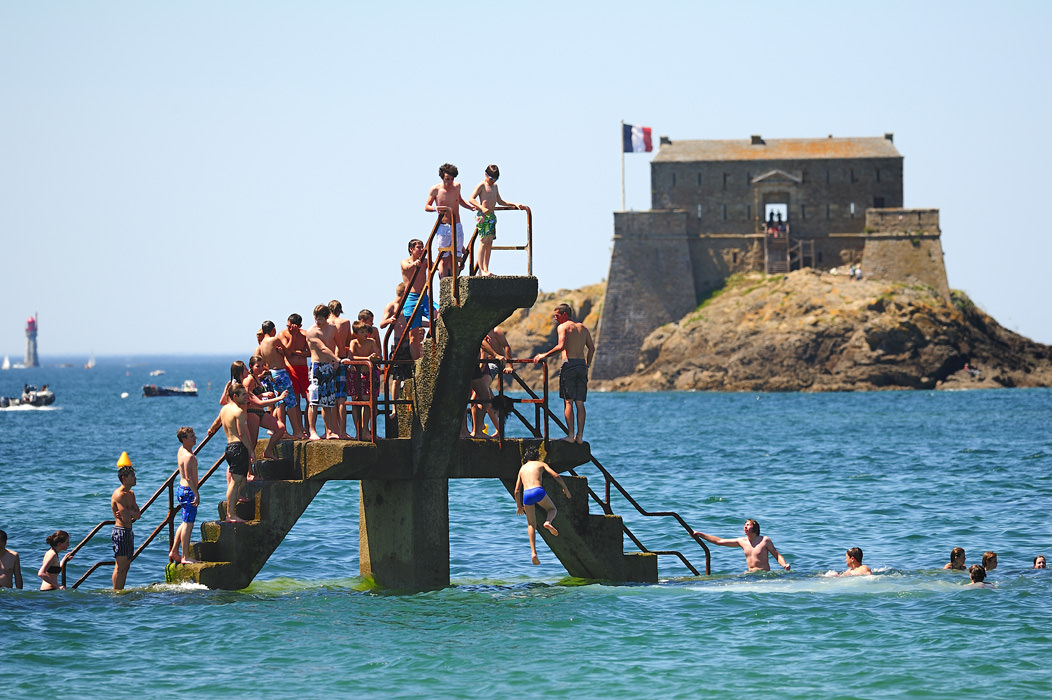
[534,303,595,444]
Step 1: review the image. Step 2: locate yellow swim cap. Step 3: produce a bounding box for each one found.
[116,451,133,468]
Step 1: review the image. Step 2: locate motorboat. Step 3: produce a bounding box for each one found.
[142,379,198,397]
[0,384,56,407]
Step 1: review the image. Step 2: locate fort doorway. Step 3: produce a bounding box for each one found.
[764,203,788,224]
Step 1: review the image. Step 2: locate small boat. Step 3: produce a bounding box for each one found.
[1,356,9,370]
[85,353,96,370]
[149,369,166,377]
[0,384,56,408]
[142,380,198,397]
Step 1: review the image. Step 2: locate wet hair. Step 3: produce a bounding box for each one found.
[328,300,343,316]
[226,380,246,400]
[288,313,303,326]
[230,361,248,383]
[439,163,458,179]
[950,547,965,563]
[118,465,135,482]
[0,529,6,547]
[982,551,997,569]
[260,320,275,335]
[485,164,500,179]
[745,519,760,535]
[176,426,194,442]
[846,547,864,563]
[46,531,69,549]
[969,564,986,583]
[352,320,369,335]
[314,304,331,321]
[522,443,541,463]
[358,309,374,322]
[408,238,424,253]
[555,303,574,320]
[1034,555,1046,568]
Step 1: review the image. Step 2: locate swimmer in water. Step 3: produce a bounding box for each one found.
[692,519,790,572]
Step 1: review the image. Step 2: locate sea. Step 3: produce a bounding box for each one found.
[1,356,1050,699]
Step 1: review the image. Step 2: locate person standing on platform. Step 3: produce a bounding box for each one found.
[110,453,141,590]
[260,320,305,439]
[425,163,476,279]
[278,313,311,437]
[534,304,595,444]
[468,164,524,276]
[168,427,200,565]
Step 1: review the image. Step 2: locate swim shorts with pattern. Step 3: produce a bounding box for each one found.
[268,368,297,409]
[176,485,198,524]
[112,526,134,558]
[308,361,338,408]
[476,211,497,239]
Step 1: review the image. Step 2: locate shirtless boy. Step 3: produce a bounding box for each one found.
[279,314,311,437]
[943,547,966,570]
[381,282,413,413]
[260,319,305,439]
[692,519,791,572]
[425,163,476,278]
[208,382,252,523]
[329,300,353,439]
[168,427,200,565]
[0,530,23,589]
[348,320,382,441]
[468,164,524,276]
[401,239,430,359]
[840,547,872,576]
[304,304,350,440]
[514,445,571,565]
[111,453,142,590]
[534,304,595,443]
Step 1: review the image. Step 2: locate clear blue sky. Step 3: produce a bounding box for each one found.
[3,1,1049,357]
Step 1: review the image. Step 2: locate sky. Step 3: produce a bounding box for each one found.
[3,1,1051,357]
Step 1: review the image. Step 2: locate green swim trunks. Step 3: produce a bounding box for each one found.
[476,211,497,239]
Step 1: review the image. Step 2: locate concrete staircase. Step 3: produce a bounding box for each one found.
[765,233,790,274]
[500,473,657,582]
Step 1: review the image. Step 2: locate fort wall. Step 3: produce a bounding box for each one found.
[862,209,949,299]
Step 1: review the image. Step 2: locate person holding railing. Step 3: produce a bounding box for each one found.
[207,382,253,523]
[38,530,72,591]
[515,444,572,565]
[400,239,430,360]
[381,282,414,415]
[534,303,596,444]
[425,163,476,278]
[468,164,525,276]
[348,320,382,441]
[110,455,141,589]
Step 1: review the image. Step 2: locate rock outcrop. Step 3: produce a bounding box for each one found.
[497,273,1052,392]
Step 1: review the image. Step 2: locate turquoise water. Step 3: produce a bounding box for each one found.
[1,358,1050,698]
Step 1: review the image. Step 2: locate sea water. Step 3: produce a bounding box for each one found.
[1,358,1050,698]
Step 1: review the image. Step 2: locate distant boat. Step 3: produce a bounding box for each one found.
[1,356,9,370]
[149,369,166,377]
[142,380,198,397]
[85,353,96,370]
[0,384,56,408]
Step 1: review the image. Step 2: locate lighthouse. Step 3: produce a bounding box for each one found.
[25,315,39,368]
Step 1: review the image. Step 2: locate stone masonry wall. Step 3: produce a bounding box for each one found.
[862,209,950,299]
[592,211,698,380]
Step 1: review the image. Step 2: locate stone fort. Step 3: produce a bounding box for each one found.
[592,133,951,381]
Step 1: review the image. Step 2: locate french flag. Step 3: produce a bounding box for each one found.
[623,123,653,153]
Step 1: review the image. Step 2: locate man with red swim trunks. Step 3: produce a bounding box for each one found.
[279,313,310,437]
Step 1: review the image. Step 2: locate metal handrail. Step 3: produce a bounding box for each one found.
[506,366,710,575]
[465,358,549,444]
[463,205,533,277]
[344,359,379,442]
[65,431,227,589]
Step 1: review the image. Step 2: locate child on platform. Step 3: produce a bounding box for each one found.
[468,164,524,276]
[348,320,382,441]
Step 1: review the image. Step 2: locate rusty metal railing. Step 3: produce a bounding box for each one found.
[463,205,533,277]
[464,358,549,445]
[504,366,710,575]
[65,431,228,589]
[344,359,379,442]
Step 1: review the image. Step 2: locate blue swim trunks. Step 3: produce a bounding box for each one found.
[112,526,134,559]
[335,362,348,400]
[268,369,297,409]
[308,361,338,408]
[403,291,431,330]
[176,485,198,524]
[523,487,547,506]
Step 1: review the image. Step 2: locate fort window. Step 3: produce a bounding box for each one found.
[697,173,702,186]
[825,170,830,184]
[722,204,728,221]
[874,196,885,208]
[850,168,857,183]
[801,204,807,219]
[697,205,703,219]
[746,205,751,221]
[850,202,856,218]
[826,204,831,219]
[817,251,823,264]
[875,168,881,183]
[732,251,739,264]
[672,172,676,187]
[723,173,729,190]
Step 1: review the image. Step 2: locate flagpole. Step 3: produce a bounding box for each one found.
[620,120,626,211]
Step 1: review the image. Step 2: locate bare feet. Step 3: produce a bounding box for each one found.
[575,437,585,444]
[309,433,322,441]
[560,436,576,443]
[226,516,247,523]
[291,432,308,440]
[168,552,179,563]
[531,553,540,565]
[179,558,200,565]
[543,522,559,536]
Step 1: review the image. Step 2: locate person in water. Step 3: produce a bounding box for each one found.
[514,444,571,565]
[1034,555,1047,569]
[692,519,791,572]
[943,547,966,570]
[968,564,988,587]
[981,551,998,572]
[111,455,141,590]
[38,530,71,591]
[839,546,872,576]
[0,529,23,589]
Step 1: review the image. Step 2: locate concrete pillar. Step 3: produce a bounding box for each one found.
[359,478,450,590]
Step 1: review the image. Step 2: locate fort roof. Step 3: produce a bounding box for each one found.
[654,135,902,162]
